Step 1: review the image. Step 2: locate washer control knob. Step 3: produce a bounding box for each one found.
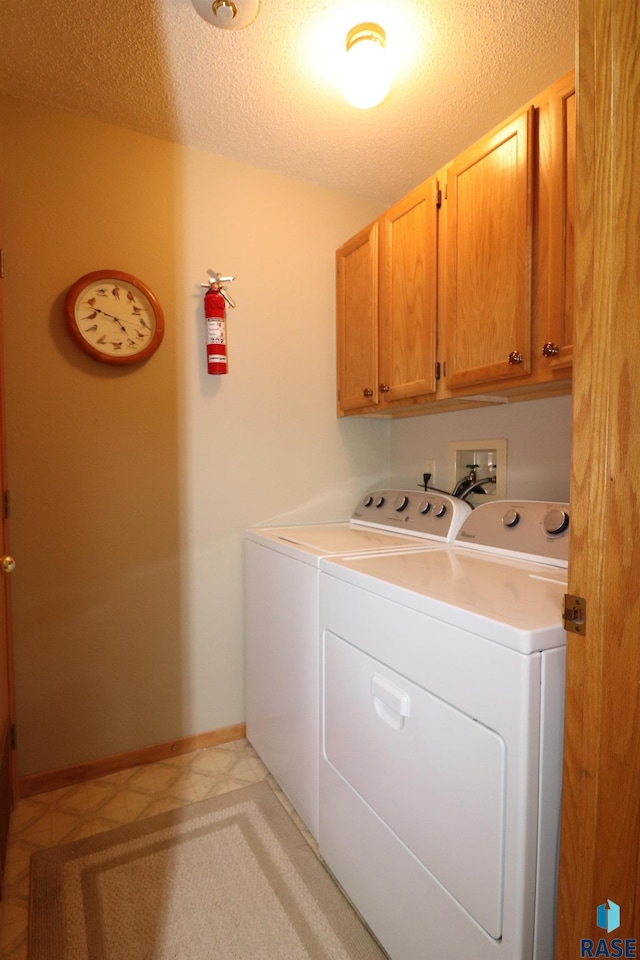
[419,500,431,515]
[394,494,409,512]
[502,508,520,528]
[434,503,447,518]
[375,496,385,508]
[543,508,569,536]
[363,495,374,507]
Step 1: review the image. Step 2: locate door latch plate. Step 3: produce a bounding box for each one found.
[563,594,586,635]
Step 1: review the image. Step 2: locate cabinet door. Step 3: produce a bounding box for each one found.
[378,177,439,403]
[445,108,534,390]
[336,222,379,413]
[544,78,575,369]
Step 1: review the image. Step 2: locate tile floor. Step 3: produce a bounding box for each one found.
[0,739,313,960]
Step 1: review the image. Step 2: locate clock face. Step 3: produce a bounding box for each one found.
[65,271,164,364]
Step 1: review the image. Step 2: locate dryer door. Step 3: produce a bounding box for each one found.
[323,629,507,940]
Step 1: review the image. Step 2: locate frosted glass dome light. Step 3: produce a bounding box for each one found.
[340,23,392,110]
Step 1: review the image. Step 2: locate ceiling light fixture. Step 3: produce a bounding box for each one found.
[340,23,392,110]
[191,0,259,30]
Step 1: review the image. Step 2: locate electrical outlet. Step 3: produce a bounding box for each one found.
[424,459,436,485]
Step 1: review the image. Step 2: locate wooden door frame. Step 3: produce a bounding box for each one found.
[0,207,17,807]
[556,0,640,951]
[0,192,17,897]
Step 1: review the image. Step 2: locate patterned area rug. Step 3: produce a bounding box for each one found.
[29,781,386,960]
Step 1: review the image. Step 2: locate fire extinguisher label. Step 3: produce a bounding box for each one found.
[207,318,226,345]
[206,343,227,372]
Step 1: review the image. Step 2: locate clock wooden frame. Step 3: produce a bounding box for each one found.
[64,270,164,365]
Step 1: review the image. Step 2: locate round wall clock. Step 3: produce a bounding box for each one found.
[64,270,164,365]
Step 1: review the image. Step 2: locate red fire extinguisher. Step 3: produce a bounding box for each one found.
[201,272,235,375]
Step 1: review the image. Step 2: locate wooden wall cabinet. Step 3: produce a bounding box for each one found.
[335,221,379,414]
[336,177,440,415]
[444,107,535,391]
[542,74,575,370]
[336,71,575,417]
[444,72,576,401]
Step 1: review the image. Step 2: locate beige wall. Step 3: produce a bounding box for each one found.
[0,96,388,776]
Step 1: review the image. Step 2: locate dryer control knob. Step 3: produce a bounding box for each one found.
[363,495,374,507]
[434,504,447,518]
[375,496,385,508]
[419,500,431,515]
[502,508,520,528]
[394,495,409,512]
[543,508,569,536]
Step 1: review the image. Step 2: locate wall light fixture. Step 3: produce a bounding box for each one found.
[340,23,392,109]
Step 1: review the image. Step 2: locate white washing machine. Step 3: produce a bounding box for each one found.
[318,499,569,960]
[244,489,471,839]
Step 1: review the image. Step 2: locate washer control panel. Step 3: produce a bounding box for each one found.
[351,489,472,542]
[455,500,570,566]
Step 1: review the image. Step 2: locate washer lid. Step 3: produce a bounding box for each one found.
[245,522,438,563]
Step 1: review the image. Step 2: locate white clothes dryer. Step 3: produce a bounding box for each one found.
[244,489,471,839]
[318,499,570,960]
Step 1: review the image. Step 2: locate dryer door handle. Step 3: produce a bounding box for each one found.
[371,674,410,730]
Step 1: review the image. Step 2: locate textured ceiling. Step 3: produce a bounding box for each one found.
[0,0,575,206]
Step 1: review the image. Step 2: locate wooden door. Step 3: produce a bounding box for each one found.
[0,204,16,895]
[445,108,534,391]
[555,0,640,951]
[336,221,379,414]
[377,176,439,404]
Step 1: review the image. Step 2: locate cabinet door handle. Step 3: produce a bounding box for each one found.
[508,351,524,365]
[542,342,560,357]
[379,383,390,393]
[363,388,374,398]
